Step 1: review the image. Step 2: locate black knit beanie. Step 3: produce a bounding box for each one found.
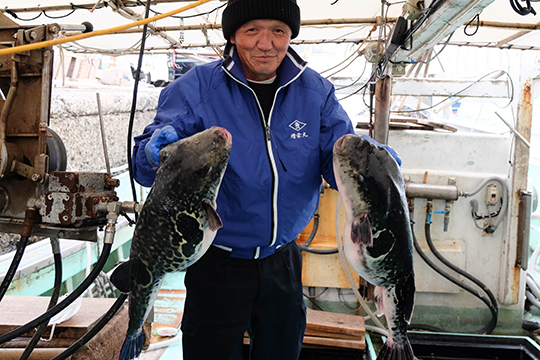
[222,0,301,41]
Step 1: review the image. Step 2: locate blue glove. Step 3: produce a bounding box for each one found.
[360,135,402,166]
[145,125,179,168]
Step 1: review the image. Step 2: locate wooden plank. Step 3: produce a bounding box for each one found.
[306,309,365,338]
[304,329,360,340]
[0,338,76,349]
[415,119,458,132]
[243,334,365,350]
[303,335,365,350]
[355,121,433,130]
[69,303,129,360]
[0,348,67,359]
[0,296,118,339]
[0,302,128,360]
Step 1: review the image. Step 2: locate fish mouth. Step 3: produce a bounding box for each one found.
[334,134,353,155]
[211,126,232,148]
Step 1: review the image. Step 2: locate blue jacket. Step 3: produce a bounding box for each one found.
[133,44,354,259]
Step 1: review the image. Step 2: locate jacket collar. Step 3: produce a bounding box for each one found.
[222,42,307,87]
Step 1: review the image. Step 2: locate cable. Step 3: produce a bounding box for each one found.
[297,213,339,254]
[0,236,29,302]
[424,221,498,334]
[18,239,63,360]
[5,10,42,21]
[0,243,112,345]
[409,202,498,334]
[472,198,503,220]
[411,227,496,334]
[465,177,509,231]
[0,0,213,57]
[127,0,152,221]
[43,10,75,19]
[303,293,326,311]
[0,208,37,302]
[414,31,454,65]
[50,293,128,360]
[337,65,378,101]
[392,70,514,114]
[509,0,537,16]
[464,14,480,37]
[149,2,226,19]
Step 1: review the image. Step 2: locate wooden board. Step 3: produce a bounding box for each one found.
[306,308,365,338]
[0,296,119,339]
[356,117,457,132]
[244,309,366,350]
[303,335,365,350]
[304,329,360,340]
[0,298,128,360]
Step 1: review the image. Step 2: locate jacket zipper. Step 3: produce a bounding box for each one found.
[226,72,280,257]
[223,57,306,258]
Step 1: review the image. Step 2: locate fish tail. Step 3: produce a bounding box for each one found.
[117,331,144,360]
[376,337,414,360]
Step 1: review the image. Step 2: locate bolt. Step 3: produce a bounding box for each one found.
[29,31,37,40]
[31,174,42,182]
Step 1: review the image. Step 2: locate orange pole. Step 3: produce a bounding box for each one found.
[0,0,213,56]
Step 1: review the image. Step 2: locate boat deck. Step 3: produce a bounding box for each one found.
[142,272,186,360]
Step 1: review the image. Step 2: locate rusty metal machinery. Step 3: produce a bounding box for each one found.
[0,14,123,241]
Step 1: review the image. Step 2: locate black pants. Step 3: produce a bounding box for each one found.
[181,241,307,360]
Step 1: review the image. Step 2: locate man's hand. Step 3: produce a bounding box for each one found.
[145,125,179,168]
[360,135,402,166]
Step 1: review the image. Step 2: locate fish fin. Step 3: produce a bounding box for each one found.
[399,271,416,324]
[110,261,134,293]
[202,198,223,232]
[374,286,385,317]
[376,337,414,360]
[351,214,372,246]
[117,331,145,360]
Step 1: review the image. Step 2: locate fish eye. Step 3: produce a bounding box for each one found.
[358,175,364,182]
[160,151,170,164]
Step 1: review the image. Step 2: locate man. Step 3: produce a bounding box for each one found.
[133,0,397,359]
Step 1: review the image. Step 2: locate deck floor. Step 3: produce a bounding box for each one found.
[142,271,186,360]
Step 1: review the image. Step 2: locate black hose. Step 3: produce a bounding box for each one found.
[510,0,536,16]
[424,222,499,333]
[297,214,339,254]
[0,243,112,345]
[0,235,29,302]
[50,293,128,360]
[126,0,152,222]
[18,242,63,360]
[411,223,498,334]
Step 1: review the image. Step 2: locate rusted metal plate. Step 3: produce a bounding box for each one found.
[41,171,119,225]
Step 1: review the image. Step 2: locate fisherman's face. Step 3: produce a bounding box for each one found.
[231,19,292,81]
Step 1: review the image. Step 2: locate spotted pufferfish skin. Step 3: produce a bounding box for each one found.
[333,134,415,360]
[112,126,232,360]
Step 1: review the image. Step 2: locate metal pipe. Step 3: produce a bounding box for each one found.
[373,75,391,145]
[0,0,214,57]
[96,93,111,175]
[495,111,531,148]
[405,182,461,201]
[2,0,194,13]
[0,56,19,142]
